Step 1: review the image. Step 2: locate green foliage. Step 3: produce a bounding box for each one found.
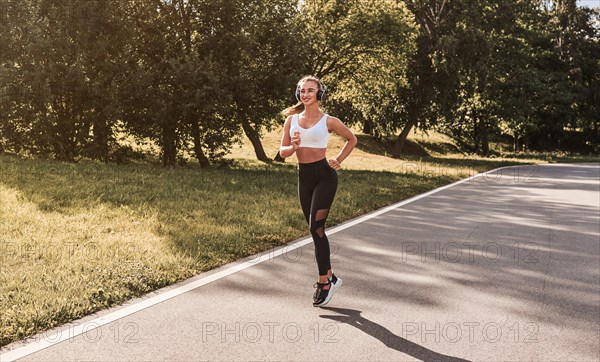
[215,0,304,160]
[0,0,130,160]
[434,0,599,154]
[299,0,418,138]
[1,0,598,160]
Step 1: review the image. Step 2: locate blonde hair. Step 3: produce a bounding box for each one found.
[281,75,323,117]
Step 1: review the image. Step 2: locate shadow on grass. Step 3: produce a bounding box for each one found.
[354,134,545,172]
[355,132,468,158]
[355,134,430,157]
[354,134,393,157]
[417,140,463,155]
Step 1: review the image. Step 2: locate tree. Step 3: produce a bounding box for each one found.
[1,0,131,161]
[119,0,239,167]
[206,0,303,162]
[119,0,182,166]
[298,0,418,144]
[76,0,131,161]
[548,1,600,151]
[391,0,464,155]
[1,0,90,159]
[435,0,575,154]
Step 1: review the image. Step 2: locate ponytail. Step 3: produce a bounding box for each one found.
[281,101,304,117]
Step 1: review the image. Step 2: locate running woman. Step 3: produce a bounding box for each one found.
[279,75,357,307]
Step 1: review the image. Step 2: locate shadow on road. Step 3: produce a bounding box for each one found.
[319,307,470,362]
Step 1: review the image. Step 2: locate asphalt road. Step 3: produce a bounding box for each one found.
[3,163,599,361]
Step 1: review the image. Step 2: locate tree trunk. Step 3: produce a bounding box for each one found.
[392,117,418,157]
[92,116,109,162]
[191,120,210,168]
[273,151,285,162]
[161,124,177,167]
[480,121,489,156]
[362,119,373,135]
[241,119,269,162]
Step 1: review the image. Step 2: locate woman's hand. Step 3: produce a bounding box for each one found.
[327,116,357,169]
[291,131,301,150]
[328,158,341,170]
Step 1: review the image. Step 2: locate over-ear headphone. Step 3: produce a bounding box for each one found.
[295,78,327,102]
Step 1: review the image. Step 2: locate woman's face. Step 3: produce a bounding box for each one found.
[298,80,320,104]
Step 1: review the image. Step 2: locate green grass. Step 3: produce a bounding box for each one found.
[0,129,598,347]
[0,155,454,346]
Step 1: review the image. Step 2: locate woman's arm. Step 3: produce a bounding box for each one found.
[279,116,301,158]
[327,117,357,170]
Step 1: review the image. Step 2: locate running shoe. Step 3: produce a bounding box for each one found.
[329,273,343,292]
[313,280,334,307]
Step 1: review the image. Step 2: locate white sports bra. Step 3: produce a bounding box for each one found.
[289,113,330,149]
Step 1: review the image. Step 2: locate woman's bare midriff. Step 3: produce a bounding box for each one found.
[296,147,327,163]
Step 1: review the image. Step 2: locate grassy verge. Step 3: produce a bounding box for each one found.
[1,129,597,347]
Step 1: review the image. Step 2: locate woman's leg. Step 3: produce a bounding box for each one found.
[309,173,337,280]
[298,160,340,306]
[298,176,320,267]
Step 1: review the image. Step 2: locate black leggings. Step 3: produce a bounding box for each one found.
[298,158,338,276]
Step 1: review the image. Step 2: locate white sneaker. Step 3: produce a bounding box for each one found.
[330,273,343,292]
